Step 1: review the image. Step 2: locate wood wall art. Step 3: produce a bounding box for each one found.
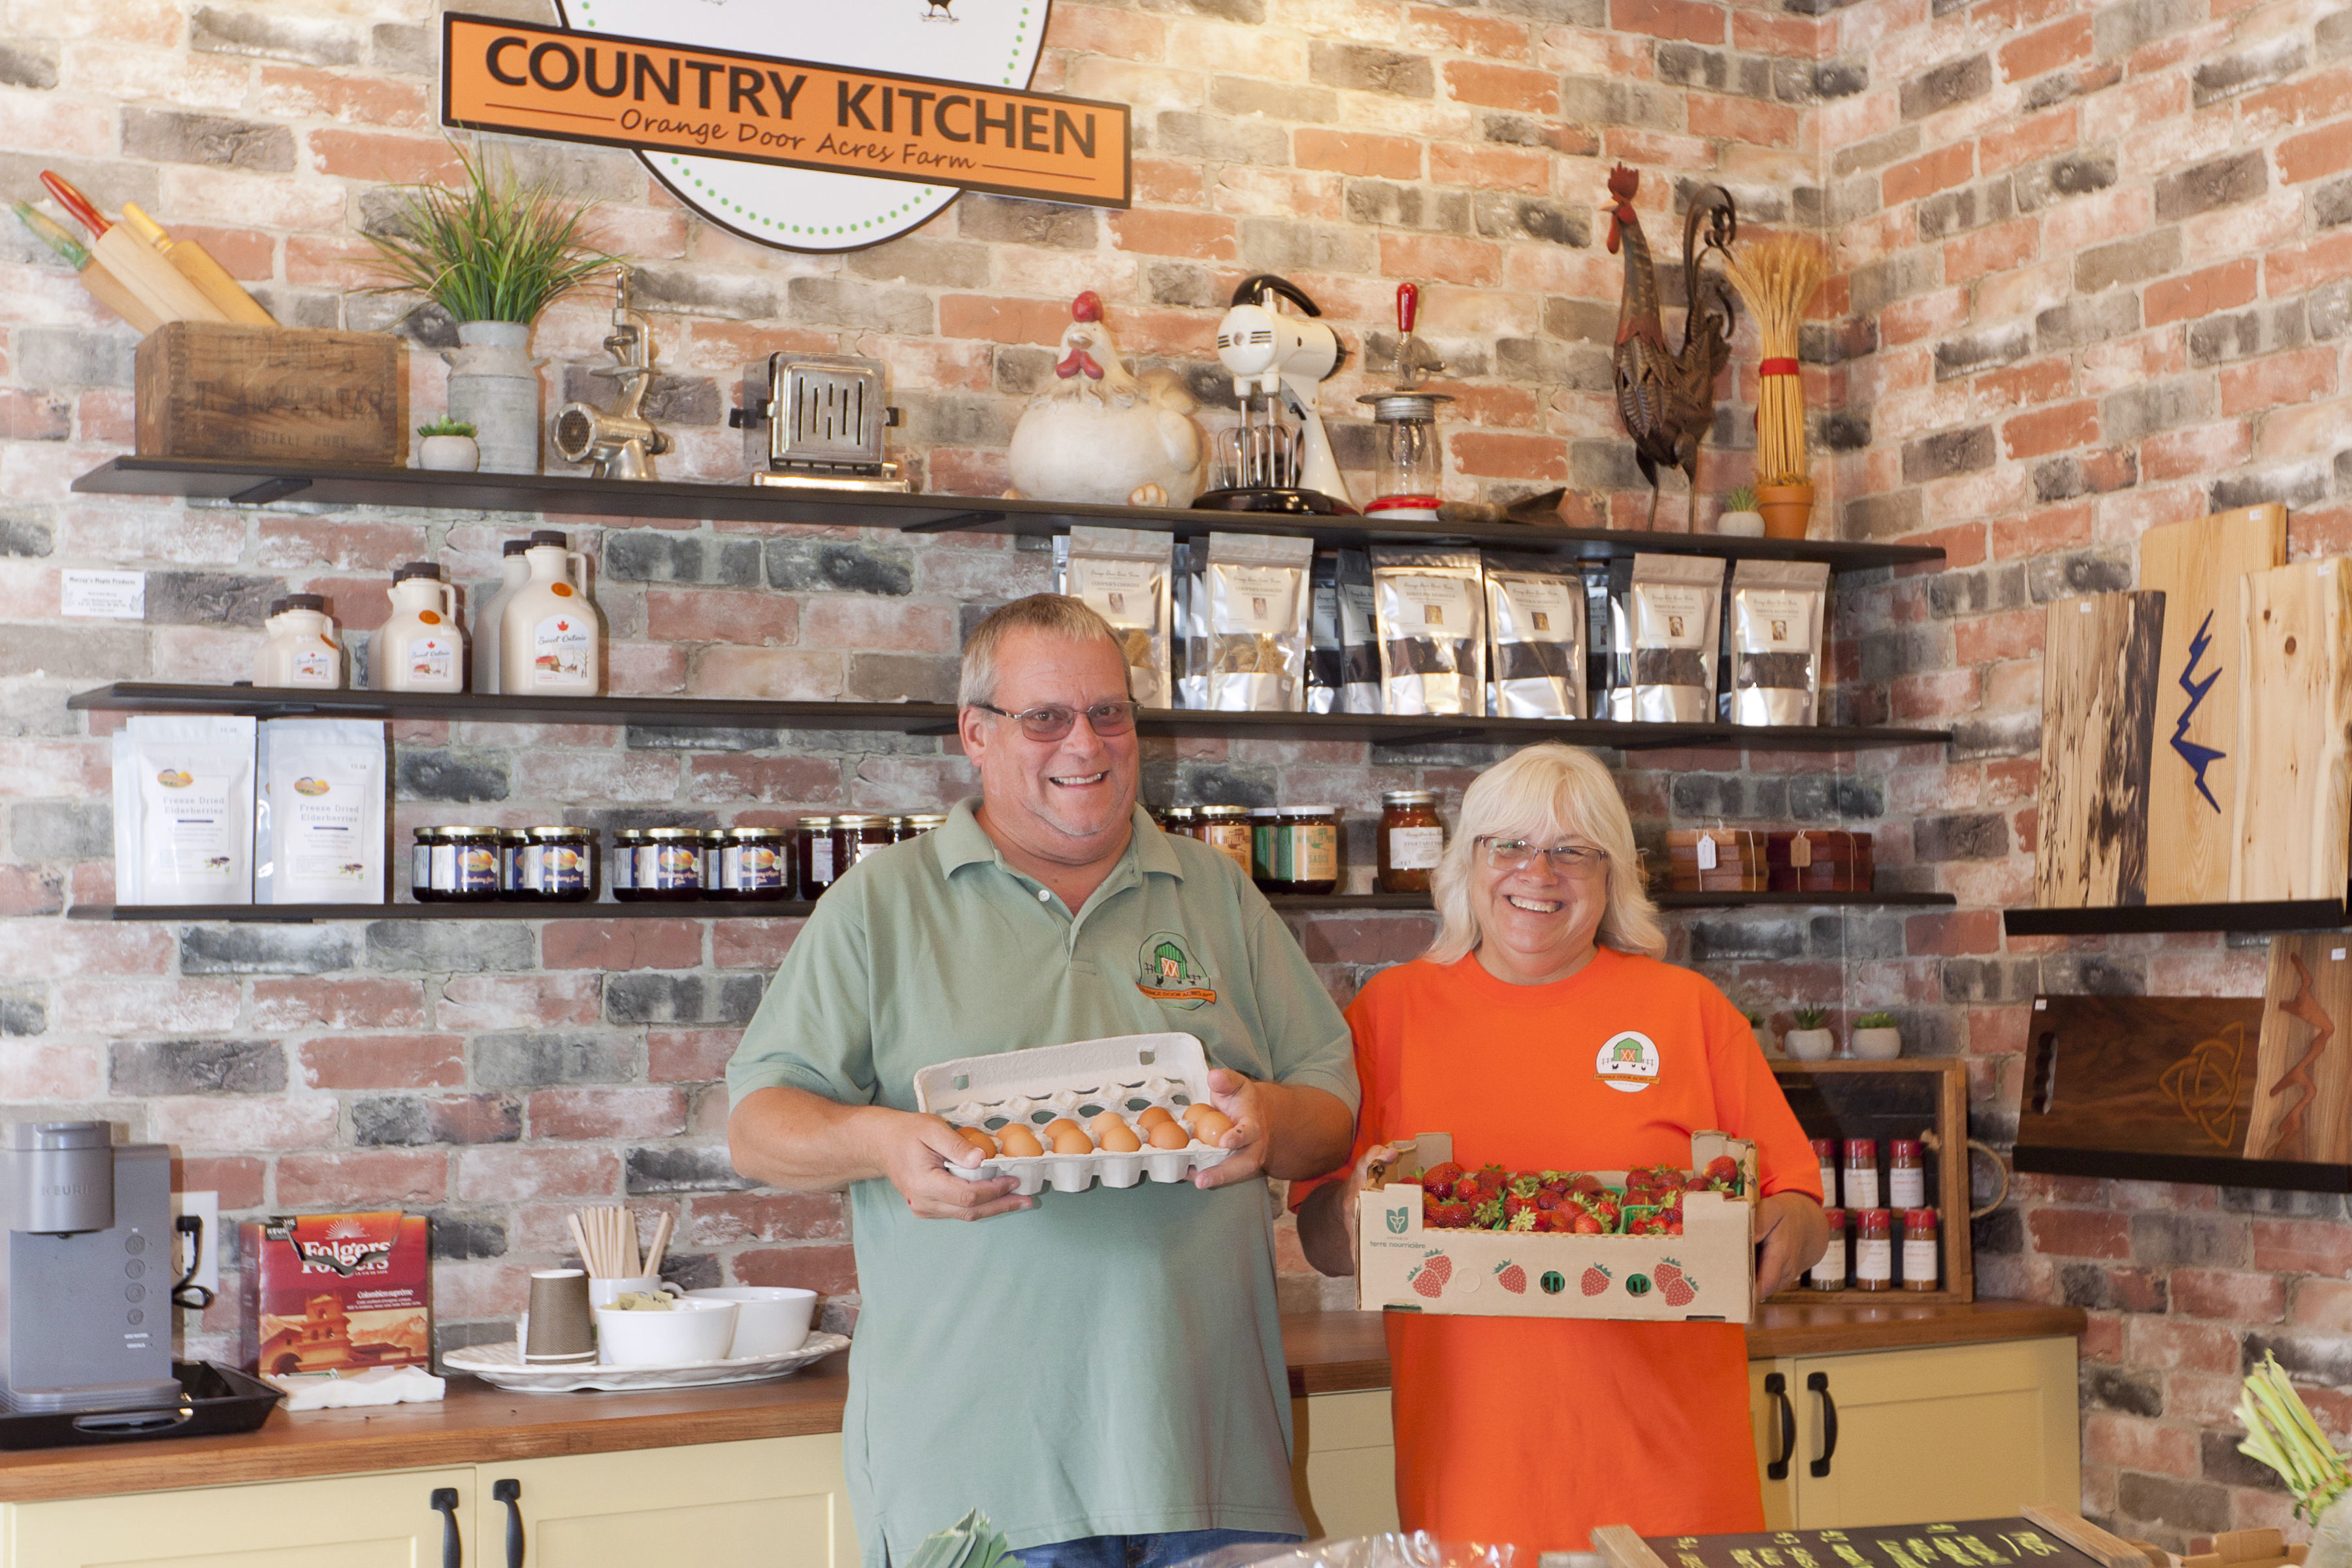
[2034,591,2165,906]
[2139,504,2287,905]
[2247,935,2352,1163]
[2015,994,2264,1160]
[2231,560,2352,902]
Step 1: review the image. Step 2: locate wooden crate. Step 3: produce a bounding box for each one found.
[1769,1060,1977,1303]
[136,323,406,466]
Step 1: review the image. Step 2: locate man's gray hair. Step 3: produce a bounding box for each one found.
[958,593,1126,708]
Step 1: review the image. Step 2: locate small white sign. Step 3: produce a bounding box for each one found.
[61,570,145,620]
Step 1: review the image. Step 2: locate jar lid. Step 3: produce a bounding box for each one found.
[526,825,591,841]
[1810,1137,1835,1154]
[1382,789,1437,804]
[411,826,448,841]
[269,593,326,615]
[1844,1138,1877,1158]
[904,814,947,828]
[834,814,885,828]
[723,826,787,841]
[885,816,909,828]
[1904,1208,1938,1225]
[1160,805,1198,819]
[497,829,529,842]
[1356,390,1454,421]
[501,538,535,557]
[393,561,442,583]
[1199,805,1250,819]
[613,828,647,841]
[1891,1138,1923,1157]
[798,815,835,829]
[441,825,504,838]
[1821,1206,1845,1225]
[1855,1208,1893,1230]
[1247,808,1280,819]
[645,827,705,841]
[1282,804,1337,816]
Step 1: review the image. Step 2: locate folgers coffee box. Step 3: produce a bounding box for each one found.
[240,1211,431,1379]
[1355,1132,1758,1324]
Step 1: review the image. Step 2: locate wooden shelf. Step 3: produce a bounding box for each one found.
[67,684,1952,753]
[72,457,1946,576]
[2002,898,2351,936]
[2011,1144,2352,1194]
[67,892,1437,923]
[1656,890,1956,910]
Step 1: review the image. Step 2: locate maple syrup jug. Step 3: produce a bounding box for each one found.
[499,536,602,695]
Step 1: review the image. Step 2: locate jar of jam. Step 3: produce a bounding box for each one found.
[885,815,912,841]
[1812,1137,1838,1207]
[1160,805,1197,838]
[1808,1208,1847,1290]
[800,816,839,898]
[1258,806,1340,894]
[1901,1209,1940,1291]
[497,830,530,898]
[1196,806,1252,877]
[411,828,446,902]
[717,827,792,900]
[442,826,503,902]
[698,828,726,890]
[1843,1137,1881,1211]
[832,814,890,879]
[610,828,644,898]
[521,826,595,901]
[1853,1208,1894,1291]
[1377,790,1443,893]
[1889,1138,1927,1211]
[634,828,706,900]
[1247,808,1282,889]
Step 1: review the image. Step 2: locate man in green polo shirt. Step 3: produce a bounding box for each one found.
[727,593,1358,1568]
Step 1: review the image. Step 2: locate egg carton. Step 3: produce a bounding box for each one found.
[913,1032,1236,1195]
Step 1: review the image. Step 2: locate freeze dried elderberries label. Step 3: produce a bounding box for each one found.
[1728,559,1830,727]
[1484,553,1586,719]
[1627,553,1725,724]
[1204,532,1313,711]
[1373,547,1485,716]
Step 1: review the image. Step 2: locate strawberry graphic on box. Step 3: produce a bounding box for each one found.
[1581,1264,1613,1296]
[1655,1258,1697,1307]
[1495,1260,1527,1294]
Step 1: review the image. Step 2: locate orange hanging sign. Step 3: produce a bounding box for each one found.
[440,12,1131,209]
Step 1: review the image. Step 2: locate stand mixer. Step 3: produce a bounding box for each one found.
[1193,274,1356,515]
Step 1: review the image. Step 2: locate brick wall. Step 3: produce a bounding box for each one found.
[4,0,2345,1545]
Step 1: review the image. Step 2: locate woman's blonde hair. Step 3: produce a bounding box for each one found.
[1426,743,1663,964]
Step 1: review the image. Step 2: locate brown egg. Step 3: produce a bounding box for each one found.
[1087,1111,1130,1140]
[1147,1120,1190,1151]
[1099,1122,1142,1153]
[996,1123,1044,1158]
[1042,1117,1082,1143]
[1179,1103,1210,1126]
[1137,1106,1176,1130]
[956,1126,998,1157]
[1190,1109,1235,1145]
[1049,1126,1094,1155]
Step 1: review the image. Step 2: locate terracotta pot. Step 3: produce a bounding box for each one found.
[1755,482,1814,540]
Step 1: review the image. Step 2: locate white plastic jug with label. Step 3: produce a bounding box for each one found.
[372,563,465,693]
[255,594,343,689]
[500,539,600,695]
[474,530,566,694]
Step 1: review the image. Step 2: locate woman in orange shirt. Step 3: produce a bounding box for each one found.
[1294,743,1827,1552]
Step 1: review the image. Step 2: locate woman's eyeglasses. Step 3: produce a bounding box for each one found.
[1479,838,1607,875]
[972,700,1141,743]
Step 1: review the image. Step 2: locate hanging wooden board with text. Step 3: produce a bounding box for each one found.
[2034,592,2165,907]
[2015,993,2264,1160]
[2232,559,2352,902]
[2140,504,2287,904]
[2247,935,2352,1164]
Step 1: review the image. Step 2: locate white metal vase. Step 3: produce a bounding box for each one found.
[2310,1497,2352,1568]
[445,321,544,475]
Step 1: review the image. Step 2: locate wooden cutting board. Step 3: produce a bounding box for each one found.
[2247,935,2352,1162]
[2034,592,2166,906]
[2016,994,2264,1158]
[2232,560,2352,902]
[2140,504,2288,904]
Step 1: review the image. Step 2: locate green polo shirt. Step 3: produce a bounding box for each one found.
[727,798,1357,1565]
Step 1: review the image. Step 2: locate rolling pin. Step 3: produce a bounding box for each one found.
[120,203,274,325]
[39,171,227,327]
[11,201,161,334]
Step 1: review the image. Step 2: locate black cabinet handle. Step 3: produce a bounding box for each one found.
[1764,1371,1796,1481]
[1808,1370,1839,1478]
[494,1478,524,1568]
[431,1486,462,1568]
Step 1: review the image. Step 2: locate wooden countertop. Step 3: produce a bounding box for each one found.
[0,1299,2082,1504]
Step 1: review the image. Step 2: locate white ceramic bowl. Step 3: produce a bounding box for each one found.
[588,1275,681,1309]
[685,1287,817,1358]
[594,1298,738,1366]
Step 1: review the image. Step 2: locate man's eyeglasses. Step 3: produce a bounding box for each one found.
[972,700,1141,743]
[1478,838,1607,875]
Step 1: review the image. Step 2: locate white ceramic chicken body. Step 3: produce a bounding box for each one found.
[1006,292,1207,508]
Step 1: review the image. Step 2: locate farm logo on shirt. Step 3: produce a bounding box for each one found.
[1595,1031,1661,1093]
[1137,931,1217,1009]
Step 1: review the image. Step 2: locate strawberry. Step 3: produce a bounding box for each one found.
[1534,1189,1566,1211]
[1580,1264,1613,1296]
[1570,1173,1605,1195]
[1683,1171,1715,1192]
[1424,1198,1471,1229]
[1666,1217,1683,1234]
[1420,1161,1465,1200]
[1421,1249,1454,1284]
[1571,1211,1606,1235]
[1508,1207,1538,1232]
[1496,1261,1527,1294]
[1509,1173,1543,1200]
[1473,1196,1506,1231]
[1705,1155,1742,1192]
[1409,1264,1444,1298]
[1504,1193,1539,1224]
[1536,1209,1575,1232]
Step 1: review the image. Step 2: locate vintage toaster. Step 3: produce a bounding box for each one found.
[730,353,907,491]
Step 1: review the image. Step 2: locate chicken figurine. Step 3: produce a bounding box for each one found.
[1005,291,1207,508]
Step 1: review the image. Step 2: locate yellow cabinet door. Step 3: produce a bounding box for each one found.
[6,1465,475,1568]
[1778,1338,2080,1529]
[1293,1390,1399,1540]
[476,1433,855,1568]
[1749,1361,1797,1530]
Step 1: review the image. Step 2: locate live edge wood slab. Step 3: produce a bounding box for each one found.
[0,1302,2083,1505]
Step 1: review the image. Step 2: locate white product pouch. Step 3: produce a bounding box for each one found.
[1483,553,1587,719]
[1205,532,1313,711]
[1058,525,1175,709]
[1727,559,1831,727]
[1372,547,1485,717]
[1627,553,1727,723]
[255,719,387,905]
[112,715,257,906]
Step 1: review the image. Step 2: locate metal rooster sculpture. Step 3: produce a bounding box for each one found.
[1605,165,1739,529]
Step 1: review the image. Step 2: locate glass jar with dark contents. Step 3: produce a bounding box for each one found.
[1195,806,1252,879]
[1378,790,1443,893]
[902,813,946,836]
[521,826,595,901]
[716,827,792,900]
[800,816,839,898]
[610,828,645,899]
[442,826,504,902]
[831,814,890,878]
[497,830,529,898]
[634,828,706,901]
[410,828,446,902]
[1258,806,1340,894]
[1160,805,1198,838]
[885,815,912,842]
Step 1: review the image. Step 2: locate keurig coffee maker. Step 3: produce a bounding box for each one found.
[0,1122,180,1414]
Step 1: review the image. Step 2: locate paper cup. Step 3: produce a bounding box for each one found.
[524,1269,595,1364]
[684,1287,817,1358]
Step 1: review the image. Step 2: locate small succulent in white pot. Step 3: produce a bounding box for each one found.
[416,417,479,472]
[1745,1010,1781,1058]
[1718,483,1765,537]
[1783,1005,1835,1062]
[1851,1011,1903,1060]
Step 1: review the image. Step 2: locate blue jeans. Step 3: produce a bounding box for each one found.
[1017,1530,1302,1568]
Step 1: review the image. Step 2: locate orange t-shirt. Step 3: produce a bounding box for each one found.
[1291,947,1823,1554]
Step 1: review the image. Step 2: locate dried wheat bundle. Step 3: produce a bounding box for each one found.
[1720,233,1828,487]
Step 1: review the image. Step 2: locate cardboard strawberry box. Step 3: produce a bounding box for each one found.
[1355,1132,1759,1323]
